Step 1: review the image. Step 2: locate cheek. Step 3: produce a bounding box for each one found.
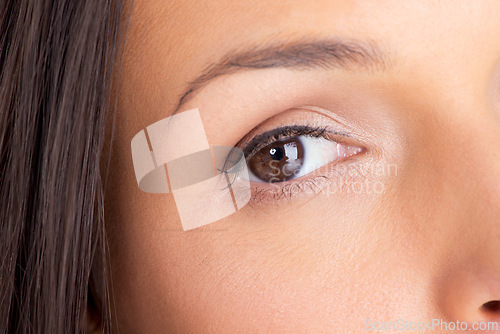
[108,186,422,333]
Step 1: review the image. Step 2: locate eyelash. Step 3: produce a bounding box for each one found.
[241,125,345,161]
[250,175,331,203]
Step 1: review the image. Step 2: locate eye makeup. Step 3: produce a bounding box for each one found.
[228,118,366,205]
[240,125,345,161]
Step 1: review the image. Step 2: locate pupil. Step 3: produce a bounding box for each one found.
[269,147,284,160]
[247,137,304,183]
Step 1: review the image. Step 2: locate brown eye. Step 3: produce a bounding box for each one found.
[247,137,304,183]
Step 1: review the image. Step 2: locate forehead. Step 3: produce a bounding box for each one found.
[126,0,496,57]
[120,0,500,123]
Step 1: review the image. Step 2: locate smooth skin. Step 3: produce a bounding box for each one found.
[104,0,500,332]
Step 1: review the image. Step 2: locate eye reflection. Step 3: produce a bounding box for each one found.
[248,137,304,183]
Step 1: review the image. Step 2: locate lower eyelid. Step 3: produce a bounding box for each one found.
[236,153,366,208]
[247,175,332,206]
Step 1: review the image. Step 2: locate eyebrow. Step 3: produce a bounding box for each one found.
[174,39,389,111]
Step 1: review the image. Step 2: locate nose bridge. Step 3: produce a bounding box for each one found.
[433,113,500,223]
[455,126,500,223]
[438,115,500,264]
[429,116,500,323]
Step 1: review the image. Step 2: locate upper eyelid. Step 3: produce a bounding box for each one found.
[239,125,347,160]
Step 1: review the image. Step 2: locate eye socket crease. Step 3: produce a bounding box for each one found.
[173,38,391,113]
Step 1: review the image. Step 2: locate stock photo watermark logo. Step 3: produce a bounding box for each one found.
[262,159,398,196]
[131,108,251,231]
[131,108,398,229]
[328,162,398,195]
[364,318,499,332]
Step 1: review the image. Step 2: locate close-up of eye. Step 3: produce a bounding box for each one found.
[241,126,364,183]
[3,0,500,333]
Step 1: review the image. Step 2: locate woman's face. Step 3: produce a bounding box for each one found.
[105,0,500,332]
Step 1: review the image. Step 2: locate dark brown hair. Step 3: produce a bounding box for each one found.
[0,0,123,332]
